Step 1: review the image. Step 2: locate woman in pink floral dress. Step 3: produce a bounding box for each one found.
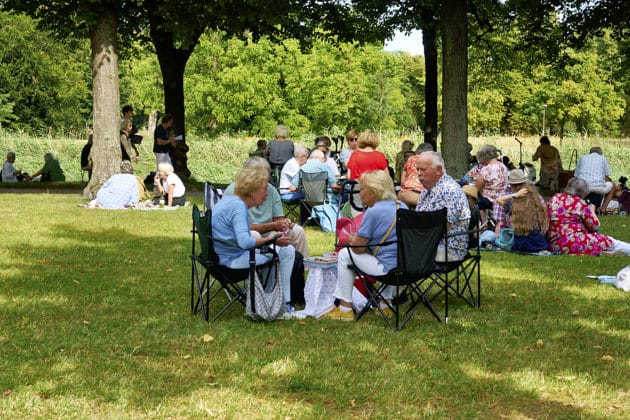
[547,177,630,255]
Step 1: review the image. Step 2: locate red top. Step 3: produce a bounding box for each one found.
[347,150,388,180]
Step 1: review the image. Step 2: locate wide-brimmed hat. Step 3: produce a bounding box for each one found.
[508,169,528,185]
[462,184,478,201]
[315,140,329,148]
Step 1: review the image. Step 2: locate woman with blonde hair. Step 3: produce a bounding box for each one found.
[212,166,296,313]
[346,130,389,181]
[323,170,407,321]
[496,169,548,253]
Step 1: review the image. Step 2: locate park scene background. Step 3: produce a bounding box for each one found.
[1,1,629,418]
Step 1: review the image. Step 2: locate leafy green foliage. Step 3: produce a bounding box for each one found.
[0,11,91,134]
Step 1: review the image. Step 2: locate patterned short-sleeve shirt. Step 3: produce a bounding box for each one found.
[416,174,471,260]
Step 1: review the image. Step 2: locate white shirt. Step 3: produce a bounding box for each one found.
[279,158,301,193]
[163,173,186,197]
[2,161,18,182]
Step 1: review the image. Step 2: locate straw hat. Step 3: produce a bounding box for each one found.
[462,184,478,201]
[507,169,528,185]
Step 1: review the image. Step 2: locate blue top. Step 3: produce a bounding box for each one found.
[211,195,256,265]
[359,200,408,272]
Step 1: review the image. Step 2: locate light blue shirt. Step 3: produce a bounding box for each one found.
[211,195,256,266]
[95,173,139,209]
[359,200,408,273]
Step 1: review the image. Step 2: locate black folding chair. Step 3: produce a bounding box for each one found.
[341,208,448,330]
[431,206,482,309]
[299,170,329,226]
[281,195,301,222]
[191,205,275,322]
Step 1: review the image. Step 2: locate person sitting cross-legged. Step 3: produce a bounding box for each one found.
[323,170,407,321]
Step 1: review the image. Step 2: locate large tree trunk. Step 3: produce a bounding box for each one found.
[147,3,203,182]
[423,24,439,149]
[83,10,120,199]
[441,0,468,178]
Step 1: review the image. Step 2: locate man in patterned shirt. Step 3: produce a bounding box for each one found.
[415,151,470,261]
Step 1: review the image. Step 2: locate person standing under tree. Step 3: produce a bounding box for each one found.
[153,114,177,168]
[532,135,562,191]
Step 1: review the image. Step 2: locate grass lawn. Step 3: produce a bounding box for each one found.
[1,193,629,418]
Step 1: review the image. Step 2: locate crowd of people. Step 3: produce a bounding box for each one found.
[6,116,629,321]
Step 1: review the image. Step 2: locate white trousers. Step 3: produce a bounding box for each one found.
[333,248,393,304]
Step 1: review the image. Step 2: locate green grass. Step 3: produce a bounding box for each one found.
[1,194,629,417]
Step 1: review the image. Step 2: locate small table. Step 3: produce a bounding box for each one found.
[299,257,338,318]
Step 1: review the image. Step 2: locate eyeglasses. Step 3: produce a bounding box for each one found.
[349,138,358,142]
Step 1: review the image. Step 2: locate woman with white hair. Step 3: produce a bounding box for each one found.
[154,162,186,206]
[547,177,630,256]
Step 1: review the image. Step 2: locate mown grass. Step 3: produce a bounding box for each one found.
[2,130,628,186]
[0,193,629,418]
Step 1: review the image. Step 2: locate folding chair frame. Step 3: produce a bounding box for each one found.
[191,205,276,322]
[341,208,449,331]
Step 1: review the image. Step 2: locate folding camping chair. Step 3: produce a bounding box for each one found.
[431,209,482,309]
[340,208,448,330]
[190,205,275,322]
[299,170,329,227]
[281,195,301,222]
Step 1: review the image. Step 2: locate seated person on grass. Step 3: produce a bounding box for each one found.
[2,151,28,182]
[153,162,186,207]
[224,157,310,258]
[87,160,139,209]
[27,152,65,182]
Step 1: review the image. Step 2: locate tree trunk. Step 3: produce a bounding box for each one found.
[441,0,468,178]
[148,4,202,182]
[423,24,439,149]
[83,10,120,199]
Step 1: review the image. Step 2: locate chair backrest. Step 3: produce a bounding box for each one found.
[203,182,224,212]
[396,208,447,277]
[301,171,328,203]
[192,205,220,265]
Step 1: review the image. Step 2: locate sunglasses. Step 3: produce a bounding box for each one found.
[349,138,358,142]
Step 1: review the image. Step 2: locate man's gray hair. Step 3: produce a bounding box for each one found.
[243,156,271,175]
[309,149,325,160]
[294,145,309,158]
[420,151,445,170]
[564,177,589,196]
[274,125,288,138]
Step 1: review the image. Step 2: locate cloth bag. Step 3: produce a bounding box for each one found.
[311,203,337,232]
[495,228,515,250]
[246,260,286,321]
[615,265,630,292]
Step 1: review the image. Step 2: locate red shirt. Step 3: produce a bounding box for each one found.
[347,150,388,180]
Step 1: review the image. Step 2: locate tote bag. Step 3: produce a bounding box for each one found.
[245,260,286,321]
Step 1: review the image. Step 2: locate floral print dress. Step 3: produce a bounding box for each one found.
[547,193,612,255]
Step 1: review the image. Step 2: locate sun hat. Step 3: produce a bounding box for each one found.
[462,184,478,201]
[507,169,528,185]
[315,140,329,148]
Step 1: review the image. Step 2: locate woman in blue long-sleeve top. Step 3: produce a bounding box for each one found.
[211,165,296,314]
